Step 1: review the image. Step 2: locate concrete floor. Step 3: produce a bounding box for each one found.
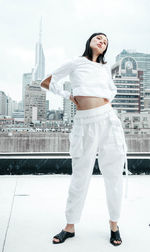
[0,174,150,252]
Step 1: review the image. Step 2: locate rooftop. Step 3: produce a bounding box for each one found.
[0,174,149,252]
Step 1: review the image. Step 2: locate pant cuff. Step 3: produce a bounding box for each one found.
[109,218,119,222]
[66,218,80,224]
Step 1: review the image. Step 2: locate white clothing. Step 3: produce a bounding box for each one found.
[65,103,128,224]
[40,56,128,223]
[40,56,117,102]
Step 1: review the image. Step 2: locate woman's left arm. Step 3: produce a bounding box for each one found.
[105,63,117,102]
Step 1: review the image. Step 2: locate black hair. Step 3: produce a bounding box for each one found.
[81,32,108,64]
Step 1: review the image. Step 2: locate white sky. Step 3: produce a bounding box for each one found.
[0,0,150,109]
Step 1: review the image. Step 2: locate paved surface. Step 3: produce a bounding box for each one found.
[0,175,150,252]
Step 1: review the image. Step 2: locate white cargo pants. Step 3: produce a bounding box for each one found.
[65,103,128,224]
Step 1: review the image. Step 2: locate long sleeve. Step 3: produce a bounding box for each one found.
[41,58,75,99]
[105,63,117,102]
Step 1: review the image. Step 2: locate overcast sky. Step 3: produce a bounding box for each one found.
[0,0,150,109]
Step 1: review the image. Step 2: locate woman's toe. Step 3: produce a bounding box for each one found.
[53,238,60,242]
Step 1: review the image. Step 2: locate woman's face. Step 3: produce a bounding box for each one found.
[90,34,108,55]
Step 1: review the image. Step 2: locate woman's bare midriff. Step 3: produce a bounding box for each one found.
[74,96,110,110]
[40,76,111,110]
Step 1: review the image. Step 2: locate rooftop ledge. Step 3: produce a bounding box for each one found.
[0,152,150,175]
[0,152,150,159]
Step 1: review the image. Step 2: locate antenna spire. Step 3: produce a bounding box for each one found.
[39,17,42,43]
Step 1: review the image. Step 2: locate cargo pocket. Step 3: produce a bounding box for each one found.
[69,124,84,158]
[109,114,125,147]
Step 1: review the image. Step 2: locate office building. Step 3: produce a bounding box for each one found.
[116,49,150,90]
[22,73,32,108]
[112,56,144,113]
[63,81,76,123]
[144,89,150,111]
[0,91,7,116]
[24,81,46,124]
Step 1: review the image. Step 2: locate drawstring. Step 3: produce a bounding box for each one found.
[124,155,128,198]
[121,134,128,199]
[123,138,128,199]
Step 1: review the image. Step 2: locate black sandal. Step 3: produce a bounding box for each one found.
[52,229,75,244]
[110,225,122,246]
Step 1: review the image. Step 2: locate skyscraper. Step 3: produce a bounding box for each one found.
[116,50,150,90]
[63,81,76,123]
[111,56,144,113]
[32,18,45,82]
[22,73,32,108]
[24,80,46,124]
[7,96,13,117]
[0,91,7,116]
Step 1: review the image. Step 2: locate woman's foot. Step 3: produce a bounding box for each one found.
[109,220,122,245]
[53,224,75,243]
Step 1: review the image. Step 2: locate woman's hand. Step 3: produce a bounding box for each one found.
[69,95,79,106]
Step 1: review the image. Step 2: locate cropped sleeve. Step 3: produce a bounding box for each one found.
[41,58,75,99]
[105,63,117,102]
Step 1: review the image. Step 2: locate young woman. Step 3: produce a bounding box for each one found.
[40,32,128,246]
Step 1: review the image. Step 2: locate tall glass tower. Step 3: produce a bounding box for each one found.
[32,18,45,81]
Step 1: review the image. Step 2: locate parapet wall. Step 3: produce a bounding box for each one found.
[0,132,150,152]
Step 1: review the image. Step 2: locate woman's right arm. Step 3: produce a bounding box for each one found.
[40,58,76,100]
[40,57,80,107]
[41,75,52,90]
[41,74,79,106]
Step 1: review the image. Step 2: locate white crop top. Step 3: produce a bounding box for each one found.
[41,56,117,102]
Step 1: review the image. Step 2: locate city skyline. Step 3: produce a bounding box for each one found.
[0,0,150,109]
